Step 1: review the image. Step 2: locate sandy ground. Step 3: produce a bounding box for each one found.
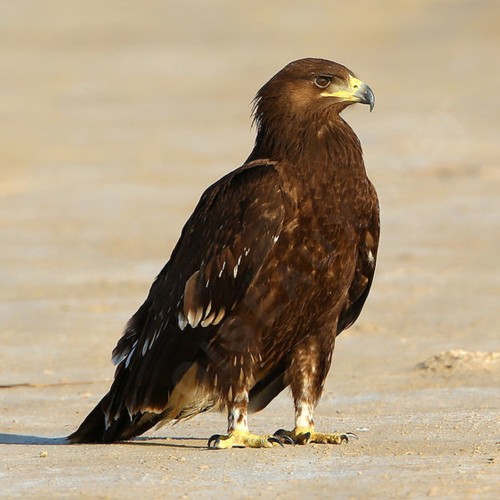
[1,1,499,498]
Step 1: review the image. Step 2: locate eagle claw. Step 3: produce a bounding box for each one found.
[207,430,288,449]
[273,429,296,445]
[267,435,284,447]
[342,432,359,443]
[281,434,296,445]
[275,429,310,445]
[273,428,357,445]
[207,434,221,449]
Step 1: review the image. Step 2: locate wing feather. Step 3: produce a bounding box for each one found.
[106,160,285,419]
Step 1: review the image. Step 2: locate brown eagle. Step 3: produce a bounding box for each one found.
[69,58,379,448]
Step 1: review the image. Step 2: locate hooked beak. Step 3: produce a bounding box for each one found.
[353,80,375,112]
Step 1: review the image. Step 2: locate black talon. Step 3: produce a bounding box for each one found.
[207,434,221,448]
[340,432,358,444]
[293,433,305,445]
[267,436,284,447]
[272,430,295,445]
[344,432,359,441]
[281,434,295,445]
[302,432,311,444]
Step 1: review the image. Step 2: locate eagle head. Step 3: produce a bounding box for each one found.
[251,58,374,161]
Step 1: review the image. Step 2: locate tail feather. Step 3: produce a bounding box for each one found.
[68,393,165,444]
[68,361,212,443]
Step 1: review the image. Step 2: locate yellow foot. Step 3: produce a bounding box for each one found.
[274,427,358,445]
[207,429,292,449]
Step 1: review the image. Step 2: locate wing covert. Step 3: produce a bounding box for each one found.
[112,160,285,369]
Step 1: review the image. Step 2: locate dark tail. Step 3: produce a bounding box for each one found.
[68,392,165,443]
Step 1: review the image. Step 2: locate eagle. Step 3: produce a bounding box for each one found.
[69,58,379,449]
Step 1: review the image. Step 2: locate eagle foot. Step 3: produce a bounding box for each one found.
[274,427,358,445]
[207,430,288,449]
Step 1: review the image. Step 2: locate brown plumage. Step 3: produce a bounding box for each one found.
[69,58,379,448]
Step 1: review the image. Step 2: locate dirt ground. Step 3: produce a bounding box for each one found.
[1,1,499,498]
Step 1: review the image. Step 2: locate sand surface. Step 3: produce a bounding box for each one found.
[1,1,499,498]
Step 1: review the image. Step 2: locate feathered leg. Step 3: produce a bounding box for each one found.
[274,336,357,445]
[207,388,287,448]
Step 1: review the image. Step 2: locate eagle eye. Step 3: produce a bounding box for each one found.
[314,76,332,89]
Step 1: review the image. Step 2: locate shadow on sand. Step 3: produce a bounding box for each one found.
[0,433,209,449]
[0,434,68,445]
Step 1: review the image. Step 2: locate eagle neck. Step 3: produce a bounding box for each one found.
[249,114,365,179]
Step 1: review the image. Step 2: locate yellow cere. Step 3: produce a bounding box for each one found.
[321,74,364,102]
